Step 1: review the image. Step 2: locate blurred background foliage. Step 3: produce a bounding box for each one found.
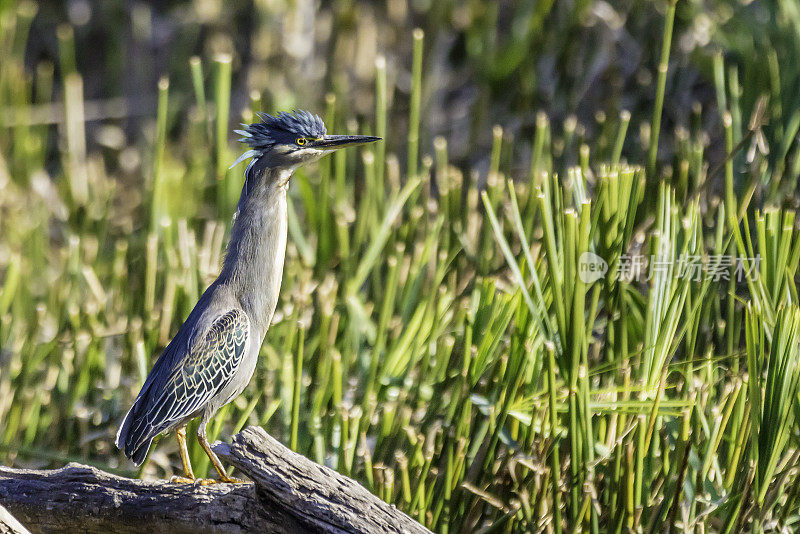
[15,0,800,175]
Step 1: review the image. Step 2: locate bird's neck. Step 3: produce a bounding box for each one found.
[219,166,292,334]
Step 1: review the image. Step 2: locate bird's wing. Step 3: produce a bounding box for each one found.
[122,309,250,450]
[161,308,250,422]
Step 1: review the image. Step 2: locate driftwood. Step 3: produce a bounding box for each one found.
[0,426,431,534]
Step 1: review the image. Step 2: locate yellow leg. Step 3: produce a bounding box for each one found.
[169,426,196,483]
[197,422,246,484]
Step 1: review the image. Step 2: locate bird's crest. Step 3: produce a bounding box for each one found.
[237,110,326,151]
[230,110,326,169]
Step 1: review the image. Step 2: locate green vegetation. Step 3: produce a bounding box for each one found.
[4,0,800,531]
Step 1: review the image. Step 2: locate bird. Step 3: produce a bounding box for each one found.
[116,110,380,483]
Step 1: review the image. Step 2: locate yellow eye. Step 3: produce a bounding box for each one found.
[296,138,307,146]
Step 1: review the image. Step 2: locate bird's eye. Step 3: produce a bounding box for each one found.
[296,138,307,146]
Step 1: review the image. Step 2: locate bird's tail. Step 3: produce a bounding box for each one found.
[116,402,155,466]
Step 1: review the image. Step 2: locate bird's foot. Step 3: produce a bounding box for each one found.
[217,475,247,484]
[170,475,235,485]
[169,475,196,484]
[194,476,245,485]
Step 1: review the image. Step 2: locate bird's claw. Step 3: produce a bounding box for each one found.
[198,476,246,485]
[169,475,232,485]
[169,473,245,485]
[169,475,196,484]
[219,476,247,484]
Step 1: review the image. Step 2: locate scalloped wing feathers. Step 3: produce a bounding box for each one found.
[116,309,249,464]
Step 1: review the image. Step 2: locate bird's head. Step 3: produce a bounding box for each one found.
[231,110,380,174]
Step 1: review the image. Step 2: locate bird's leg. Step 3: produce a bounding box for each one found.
[169,426,196,483]
[197,422,246,484]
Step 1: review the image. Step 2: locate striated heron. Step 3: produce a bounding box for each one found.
[116,110,379,483]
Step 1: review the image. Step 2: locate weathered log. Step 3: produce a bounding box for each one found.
[213,426,431,534]
[0,463,292,534]
[0,426,430,534]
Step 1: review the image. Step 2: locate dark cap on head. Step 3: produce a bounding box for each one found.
[238,110,327,152]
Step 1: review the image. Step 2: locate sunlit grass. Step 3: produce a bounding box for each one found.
[4,1,800,532]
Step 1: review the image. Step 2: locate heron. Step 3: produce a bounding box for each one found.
[116,110,379,483]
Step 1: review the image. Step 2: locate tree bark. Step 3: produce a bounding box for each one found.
[0,426,431,534]
[214,426,431,534]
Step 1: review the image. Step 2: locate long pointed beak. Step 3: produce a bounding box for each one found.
[312,135,381,150]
